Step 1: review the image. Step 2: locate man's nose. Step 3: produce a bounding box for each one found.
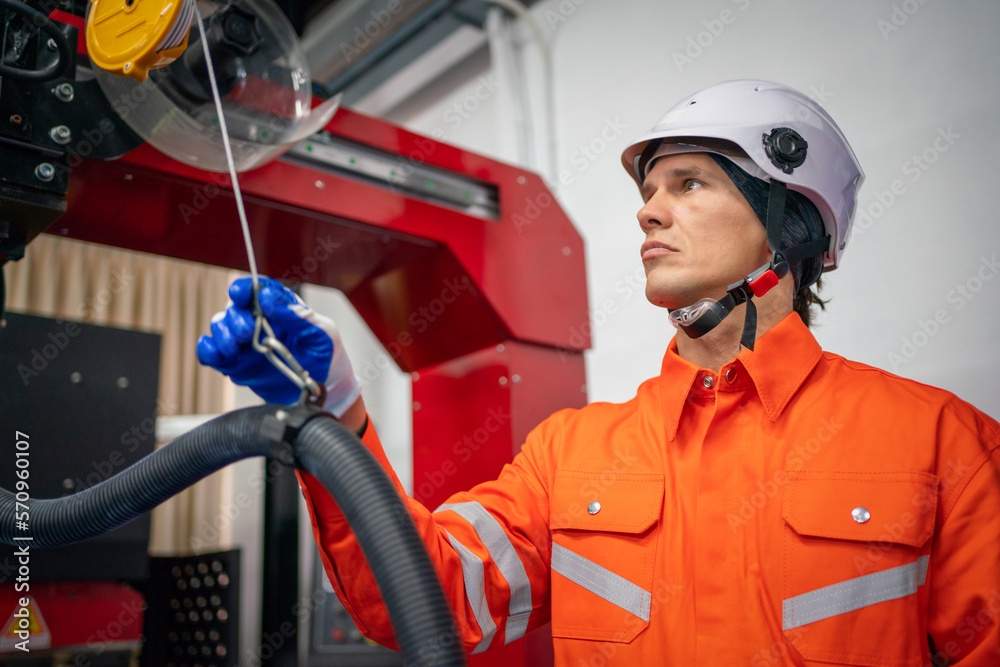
[638,191,671,233]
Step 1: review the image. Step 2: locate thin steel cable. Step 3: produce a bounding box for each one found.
[194,7,320,401]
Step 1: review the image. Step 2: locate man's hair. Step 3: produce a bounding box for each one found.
[708,154,829,327]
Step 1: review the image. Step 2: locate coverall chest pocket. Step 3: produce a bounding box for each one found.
[549,470,663,643]
[781,472,939,667]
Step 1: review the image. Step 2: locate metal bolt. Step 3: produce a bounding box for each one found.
[511,374,521,383]
[62,478,75,490]
[46,38,57,51]
[54,83,74,102]
[70,372,82,384]
[498,376,508,386]
[34,163,55,182]
[8,114,22,125]
[496,344,505,353]
[50,125,72,145]
[117,376,129,389]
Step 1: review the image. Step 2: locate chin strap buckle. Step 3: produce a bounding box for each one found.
[728,254,788,351]
[745,252,788,298]
[733,251,787,299]
[747,268,779,298]
[670,253,790,350]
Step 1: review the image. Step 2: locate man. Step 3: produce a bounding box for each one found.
[198,80,1000,664]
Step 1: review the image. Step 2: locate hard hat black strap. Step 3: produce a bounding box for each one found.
[765,178,787,253]
[739,288,757,351]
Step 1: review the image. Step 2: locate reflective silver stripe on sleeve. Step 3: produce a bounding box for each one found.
[550,543,652,622]
[436,502,533,643]
[443,531,496,654]
[782,555,930,631]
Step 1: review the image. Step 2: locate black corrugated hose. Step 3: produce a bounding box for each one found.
[0,404,466,666]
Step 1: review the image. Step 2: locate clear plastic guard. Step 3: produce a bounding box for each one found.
[93,0,340,172]
[668,298,726,329]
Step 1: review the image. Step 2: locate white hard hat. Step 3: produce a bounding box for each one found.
[621,79,864,271]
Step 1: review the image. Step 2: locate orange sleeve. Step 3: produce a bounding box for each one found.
[925,403,1000,665]
[297,413,560,654]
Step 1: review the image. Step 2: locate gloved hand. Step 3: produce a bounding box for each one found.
[196,277,362,418]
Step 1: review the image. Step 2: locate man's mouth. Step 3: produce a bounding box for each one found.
[641,240,677,262]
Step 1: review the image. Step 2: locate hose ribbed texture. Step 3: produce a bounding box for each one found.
[0,406,278,547]
[297,418,466,667]
[0,405,466,666]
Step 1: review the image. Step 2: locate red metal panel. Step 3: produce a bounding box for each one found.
[0,582,143,652]
[56,107,590,357]
[412,341,586,508]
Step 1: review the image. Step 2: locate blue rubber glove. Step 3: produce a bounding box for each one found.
[196,277,361,418]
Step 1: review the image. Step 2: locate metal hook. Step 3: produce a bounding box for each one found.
[250,288,324,407]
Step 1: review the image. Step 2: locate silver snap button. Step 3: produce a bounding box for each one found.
[587,501,601,515]
[851,507,871,524]
[703,375,715,389]
[725,368,737,384]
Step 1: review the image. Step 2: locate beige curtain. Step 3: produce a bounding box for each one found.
[5,234,234,555]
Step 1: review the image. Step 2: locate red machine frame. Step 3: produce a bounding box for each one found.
[52,107,590,664]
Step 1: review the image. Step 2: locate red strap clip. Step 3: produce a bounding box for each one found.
[748,269,779,297]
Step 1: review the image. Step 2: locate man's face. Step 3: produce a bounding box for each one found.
[637,152,771,309]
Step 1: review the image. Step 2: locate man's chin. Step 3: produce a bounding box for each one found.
[645,285,727,310]
[644,287,691,311]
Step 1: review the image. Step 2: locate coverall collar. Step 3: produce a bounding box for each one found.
[659,311,823,440]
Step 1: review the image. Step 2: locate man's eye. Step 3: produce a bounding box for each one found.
[684,179,703,191]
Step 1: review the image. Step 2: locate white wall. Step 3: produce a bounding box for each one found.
[346,0,999,421]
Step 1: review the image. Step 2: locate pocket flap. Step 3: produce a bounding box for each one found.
[552,470,663,534]
[782,471,938,548]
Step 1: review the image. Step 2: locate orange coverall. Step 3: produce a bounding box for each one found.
[298,313,1000,665]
